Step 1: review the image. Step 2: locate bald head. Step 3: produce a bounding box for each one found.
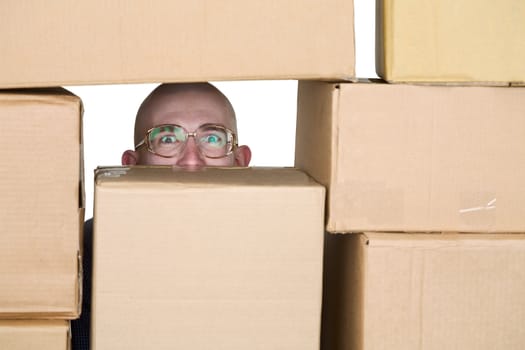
[122,82,251,167]
[134,82,237,145]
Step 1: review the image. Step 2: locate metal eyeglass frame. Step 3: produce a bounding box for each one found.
[134,123,238,159]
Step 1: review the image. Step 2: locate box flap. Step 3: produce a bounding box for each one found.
[95,166,322,188]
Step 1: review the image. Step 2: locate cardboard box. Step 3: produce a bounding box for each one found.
[0,0,355,88]
[295,81,525,233]
[0,89,84,318]
[322,232,525,350]
[92,166,325,350]
[376,0,525,84]
[0,320,70,350]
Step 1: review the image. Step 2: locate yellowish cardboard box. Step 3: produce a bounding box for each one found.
[0,320,70,350]
[376,0,525,84]
[1,0,355,88]
[322,232,525,350]
[92,166,325,350]
[296,81,525,233]
[0,89,84,318]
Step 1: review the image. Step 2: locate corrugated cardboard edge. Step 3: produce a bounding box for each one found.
[94,166,322,190]
[362,232,525,247]
[0,73,357,89]
[348,0,357,82]
[66,87,85,320]
[375,0,388,79]
[67,321,72,350]
[73,87,85,320]
[328,83,342,232]
[321,233,365,350]
[295,81,338,231]
[380,79,524,87]
[324,80,387,233]
[76,210,84,319]
[0,85,84,118]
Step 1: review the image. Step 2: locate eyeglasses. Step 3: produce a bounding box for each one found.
[135,123,238,159]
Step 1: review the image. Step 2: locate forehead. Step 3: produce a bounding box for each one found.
[142,90,235,131]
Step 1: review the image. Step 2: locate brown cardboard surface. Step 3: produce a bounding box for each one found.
[92,166,325,350]
[0,320,70,350]
[322,232,525,350]
[0,89,84,318]
[296,81,525,233]
[0,0,355,88]
[376,0,525,84]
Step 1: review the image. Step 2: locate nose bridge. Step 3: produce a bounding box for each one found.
[184,131,201,151]
[183,132,199,151]
[177,130,205,166]
[184,130,206,152]
[186,131,197,139]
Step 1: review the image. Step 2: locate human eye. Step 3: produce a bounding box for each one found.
[200,133,225,147]
[203,134,221,144]
[149,126,185,150]
[159,135,177,144]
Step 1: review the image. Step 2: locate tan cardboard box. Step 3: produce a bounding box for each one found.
[0,320,70,350]
[0,89,84,318]
[322,232,525,350]
[0,0,355,88]
[376,0,525,84]
[92,166,325,350]
[295,81,525,233]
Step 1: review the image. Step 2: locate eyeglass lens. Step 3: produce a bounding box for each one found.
[147,125,231,157]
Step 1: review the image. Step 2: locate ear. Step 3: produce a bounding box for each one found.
[122,150,139,165]
[234,145,252,167]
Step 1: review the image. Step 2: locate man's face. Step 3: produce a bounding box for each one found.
[133,89,239,167]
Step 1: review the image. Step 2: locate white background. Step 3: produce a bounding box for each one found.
[69,0,377,218]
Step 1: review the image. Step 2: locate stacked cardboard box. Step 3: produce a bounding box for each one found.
[0,89,84,348]
[0,321,71,350]
[376,0,525,85]
[0,320,71,350]
[321,233,525,350]
[0,1,357,348]
[0,0,355,87]
[92,167,325,349]
[295,1,525,349]
[3,0,524,349]
[296,81,525,233]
